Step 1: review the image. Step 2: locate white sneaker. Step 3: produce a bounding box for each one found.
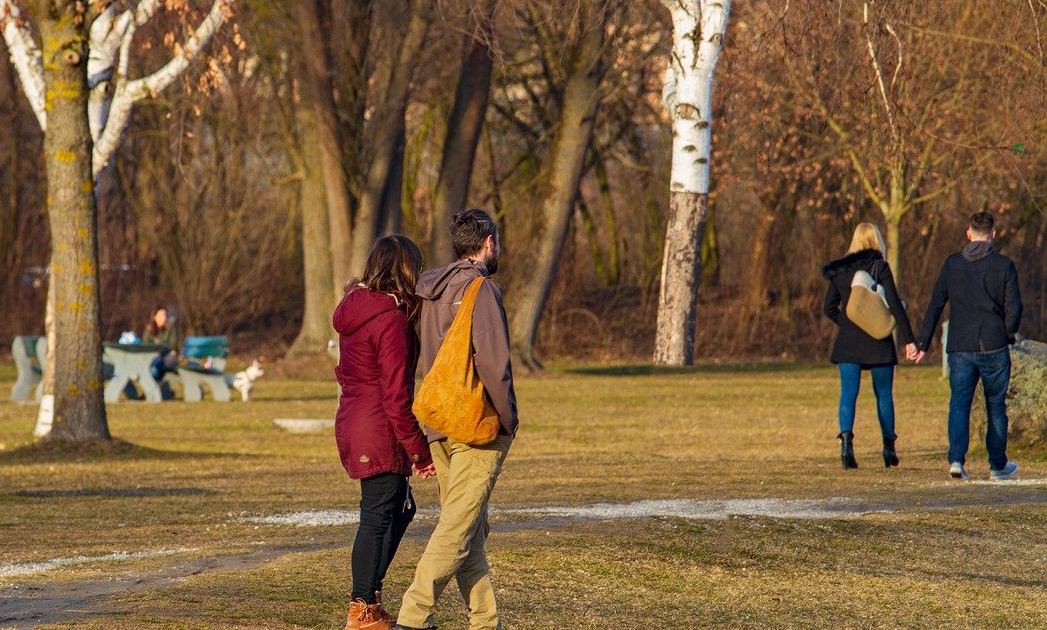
[949,462,968,480]
[990,461,1019,480]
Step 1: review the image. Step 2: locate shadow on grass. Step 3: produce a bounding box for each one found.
[13,487,217,498]
[0,438,255,466]
[562,363,822,377]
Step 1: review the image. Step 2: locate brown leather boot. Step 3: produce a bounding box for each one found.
[344,599,393,630]
[375,591,393,623]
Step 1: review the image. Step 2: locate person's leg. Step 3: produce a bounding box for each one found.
[976,349,1012,471]
[351,473,405,604]
[947,352,980,465]
[375,480,414,594]
[397,437,511,630]
[150,354,165,382]
[870,365,896,440]
[455,512,499,630]
[837,363,862,434]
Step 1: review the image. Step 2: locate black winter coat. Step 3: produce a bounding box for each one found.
[822,249,915,366]
[915,244,1022,354]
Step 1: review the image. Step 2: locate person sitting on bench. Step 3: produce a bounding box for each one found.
[143,304,180,382]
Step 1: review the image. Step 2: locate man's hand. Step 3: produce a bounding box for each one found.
[414,463,437,479]
[904,343,927,363]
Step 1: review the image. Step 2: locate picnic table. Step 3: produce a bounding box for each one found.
[178,336,232,402]
[102,343,167,403]
[14,335,233,404]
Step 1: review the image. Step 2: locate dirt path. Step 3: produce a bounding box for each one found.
[0,516,588,629]
[4,487,1047,629]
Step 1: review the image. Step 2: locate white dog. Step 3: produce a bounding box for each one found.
[229,360,264,402]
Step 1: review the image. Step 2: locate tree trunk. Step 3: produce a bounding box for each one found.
[883,159,906,286]
[745,186,789,308]
[654,0,731,365]
[509,17,606,371]
[431,2,495,265]
[288,104,337,357]
[329,0,372,200]
[654,191,707,365]
[745,203,775,308]
[0,42,16,273]
[885,212,901,285]
[293,0,354,298]
[349,0,430,278]
[36,8,109,441]
[593,151,620,285]
[380,122,405,236]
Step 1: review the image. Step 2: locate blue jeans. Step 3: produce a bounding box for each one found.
[838,363,896,439]
[947,348,1011,469]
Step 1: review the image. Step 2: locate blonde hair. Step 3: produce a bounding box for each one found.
[847,223,887,257]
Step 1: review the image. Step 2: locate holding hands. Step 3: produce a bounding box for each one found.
[414,462,437,479]
[905,343,925,363]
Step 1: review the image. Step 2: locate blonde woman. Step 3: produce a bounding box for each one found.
[822,223,917,469]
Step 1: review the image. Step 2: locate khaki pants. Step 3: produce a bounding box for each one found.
[397,436,512,630]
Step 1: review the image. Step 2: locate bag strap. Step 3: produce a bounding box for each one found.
[446,277,486,337]
[460,277,486,314]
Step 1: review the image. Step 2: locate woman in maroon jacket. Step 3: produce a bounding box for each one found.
[333,235,435,630]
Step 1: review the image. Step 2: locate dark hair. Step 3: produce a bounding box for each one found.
[969,211,995,235]
[349,235,424,322]
[145,304,168,338]
[450,209,497,259]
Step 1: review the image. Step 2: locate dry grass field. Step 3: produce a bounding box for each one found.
[1,363,1046,629]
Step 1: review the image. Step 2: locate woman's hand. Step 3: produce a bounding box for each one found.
[905,343,925,363]
[414,463,437,478]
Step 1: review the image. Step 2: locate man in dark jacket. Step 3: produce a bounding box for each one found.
[914,211,1023,480]
[395,209,517,630]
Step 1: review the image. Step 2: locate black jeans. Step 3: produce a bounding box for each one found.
[351,472,415,604]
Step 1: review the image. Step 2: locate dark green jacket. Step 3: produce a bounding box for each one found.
[143,324,179,349]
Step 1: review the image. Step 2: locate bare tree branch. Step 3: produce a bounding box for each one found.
[897,20,1038,64]
[93,0,233,174]
[0,0,45,130]
[884,20,902,89]
[863,2,898,146]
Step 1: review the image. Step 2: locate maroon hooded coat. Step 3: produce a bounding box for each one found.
[333,287,432,479]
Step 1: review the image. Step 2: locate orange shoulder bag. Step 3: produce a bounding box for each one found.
[412,277,500,446]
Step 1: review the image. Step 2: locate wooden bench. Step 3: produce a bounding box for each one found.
[177,336,231,402]
[11,336,45,402]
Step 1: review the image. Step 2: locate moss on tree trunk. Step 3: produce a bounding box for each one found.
[38,5,109,442]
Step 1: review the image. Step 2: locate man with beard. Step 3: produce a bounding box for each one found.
[394,209,518,630]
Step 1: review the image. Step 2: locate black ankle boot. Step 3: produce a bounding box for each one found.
[882,436,899,468]
[838,431,858,469]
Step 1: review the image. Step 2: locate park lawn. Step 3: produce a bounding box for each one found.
[2,363,1047,628]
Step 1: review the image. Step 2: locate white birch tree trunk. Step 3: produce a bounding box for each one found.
[654,0,731,366]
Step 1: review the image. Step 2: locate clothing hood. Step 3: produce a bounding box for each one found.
[416,259,489,301]
[962,240,995,262]
[332,287,402,336]
[822,249,883,279]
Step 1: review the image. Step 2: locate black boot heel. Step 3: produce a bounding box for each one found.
[882,437,899,468]
[839,431,858,469]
